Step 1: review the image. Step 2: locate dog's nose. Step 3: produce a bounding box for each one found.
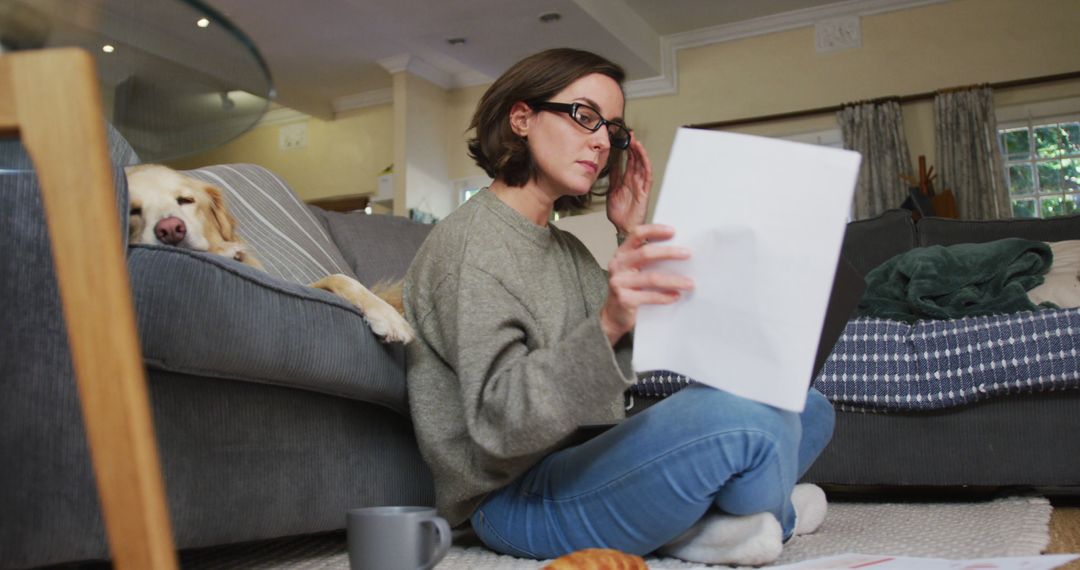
[154,217,187,245]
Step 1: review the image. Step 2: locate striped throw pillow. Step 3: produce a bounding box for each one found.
[182,164,355,285]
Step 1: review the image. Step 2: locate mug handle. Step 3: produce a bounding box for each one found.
[419,515,451,570]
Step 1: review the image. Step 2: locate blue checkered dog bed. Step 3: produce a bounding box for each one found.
[634,308,1080,411]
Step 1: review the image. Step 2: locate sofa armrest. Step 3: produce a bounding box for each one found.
[128,245,408,415]
[311,208,433,286]
[841,209,917,276]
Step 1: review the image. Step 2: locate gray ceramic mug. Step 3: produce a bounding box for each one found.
[346,506,451,570]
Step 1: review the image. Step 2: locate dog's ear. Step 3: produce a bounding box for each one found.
[202,184,240,242]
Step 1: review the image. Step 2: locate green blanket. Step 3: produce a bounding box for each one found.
[857,238,1055,323]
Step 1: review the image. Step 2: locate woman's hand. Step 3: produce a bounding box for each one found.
[606,134,652,237]
[600,224,694,345]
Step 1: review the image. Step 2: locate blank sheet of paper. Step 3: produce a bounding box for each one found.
[633,128,861,412]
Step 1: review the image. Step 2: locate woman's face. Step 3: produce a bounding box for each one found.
[523,73,625,198]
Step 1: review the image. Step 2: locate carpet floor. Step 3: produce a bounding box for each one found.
[1047,501,1080,570]
[178,496,1064,569]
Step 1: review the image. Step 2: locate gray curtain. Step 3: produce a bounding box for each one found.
[838,100,913,220]
[934,87,1010,219]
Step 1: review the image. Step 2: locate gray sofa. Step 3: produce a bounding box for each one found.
[0,130,435,569]
[634,208,1080,493]
[803,209,1080,493]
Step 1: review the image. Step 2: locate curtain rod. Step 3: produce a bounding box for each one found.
[685,70,1080,131]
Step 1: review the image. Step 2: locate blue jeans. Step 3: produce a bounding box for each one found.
[470,385,835,559]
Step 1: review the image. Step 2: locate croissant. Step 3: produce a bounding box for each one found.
[543,548,649,569]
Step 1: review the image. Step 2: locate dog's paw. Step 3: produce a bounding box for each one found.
[364,302,415,343]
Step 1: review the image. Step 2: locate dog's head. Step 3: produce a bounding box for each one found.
[125,164,239,252]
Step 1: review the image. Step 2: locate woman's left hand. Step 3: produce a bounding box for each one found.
[606,134,652,236]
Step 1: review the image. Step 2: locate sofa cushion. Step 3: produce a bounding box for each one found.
[841,209,917,275]
[311,209,433,285]
[817,311,1080,411]
[181,164,356,285]
[0,124,141,570]
[918,213,1080,246]
[128,245,408,415]
[1028,240,1080,308]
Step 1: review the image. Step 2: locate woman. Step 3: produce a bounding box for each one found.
[403,48,834,565]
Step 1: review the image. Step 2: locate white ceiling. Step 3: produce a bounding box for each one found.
[200,0,929,119]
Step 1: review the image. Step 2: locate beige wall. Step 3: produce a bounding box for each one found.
[167,104,393,202]
[628,0,1080,207]
[168,0,1080,209]
[445,84,490,182]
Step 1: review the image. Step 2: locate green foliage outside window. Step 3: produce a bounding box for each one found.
[1000,120,1080,218]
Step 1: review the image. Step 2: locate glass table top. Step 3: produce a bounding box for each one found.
[0,0,273,162]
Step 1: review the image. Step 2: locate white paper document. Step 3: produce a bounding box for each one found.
[633,128,861,412]
[764,553,1080,569]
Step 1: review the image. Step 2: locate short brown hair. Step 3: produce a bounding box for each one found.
[467,48,626,212]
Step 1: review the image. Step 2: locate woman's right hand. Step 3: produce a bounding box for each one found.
[599,224,694,345]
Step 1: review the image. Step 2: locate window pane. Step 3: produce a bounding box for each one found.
[1062,193,1080,215]
[1039,195,1080,218]
[1038,161,1063,191]
[1041,196,1062,217]
[1012,199,1036,218]
[1035,125,1063,158]
[1063,158,1080,190]
[1000,128,1031,160]
[1063,122,1080,155]
[1008,164,1034,194]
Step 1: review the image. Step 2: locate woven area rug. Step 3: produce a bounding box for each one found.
[180,497,1053,569]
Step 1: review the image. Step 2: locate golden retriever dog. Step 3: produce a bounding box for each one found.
[125,164,414,343]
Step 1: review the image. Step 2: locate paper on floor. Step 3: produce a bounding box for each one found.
[633,128,861,412]
[768,552,1079,569]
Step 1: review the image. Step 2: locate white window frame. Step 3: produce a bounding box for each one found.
[780,128,844,149]
[996,97,1080,219]
[780,128,850,219]
[452,174,493,206]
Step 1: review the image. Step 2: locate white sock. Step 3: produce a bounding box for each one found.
[792,483,828,536]
[658,511,783,566]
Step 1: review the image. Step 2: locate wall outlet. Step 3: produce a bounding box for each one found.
[815,16,861,53]
[279,123,308,150]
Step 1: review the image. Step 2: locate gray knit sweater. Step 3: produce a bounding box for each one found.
[404,189,636,526]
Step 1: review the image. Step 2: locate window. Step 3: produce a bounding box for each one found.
[999,118,1080,218]
[461,187,481,203]
[452,175,493,206]
[780,128,844,149]
[780,128,850,219]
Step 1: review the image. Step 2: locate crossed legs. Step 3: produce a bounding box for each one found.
[471,385,835,560]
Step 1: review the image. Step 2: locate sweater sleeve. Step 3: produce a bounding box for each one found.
[421,263,635,461]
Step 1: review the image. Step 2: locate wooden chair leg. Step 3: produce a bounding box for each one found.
[0,48,178,569]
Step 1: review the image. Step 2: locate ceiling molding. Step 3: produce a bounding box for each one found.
[376,53,411,74]
[666,0,945,51]
[254,106,310,127]
[452,69,494,89]
[333,88,394,114]
[624,74,677,99]
[377,53,453,89]
[626,0,946,100]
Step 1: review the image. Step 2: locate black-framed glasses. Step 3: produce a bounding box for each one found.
[528,101,631,149]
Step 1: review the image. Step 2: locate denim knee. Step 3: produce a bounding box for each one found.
[669,385,801,444]
[802,389,835,446]
[795,389,835,478]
